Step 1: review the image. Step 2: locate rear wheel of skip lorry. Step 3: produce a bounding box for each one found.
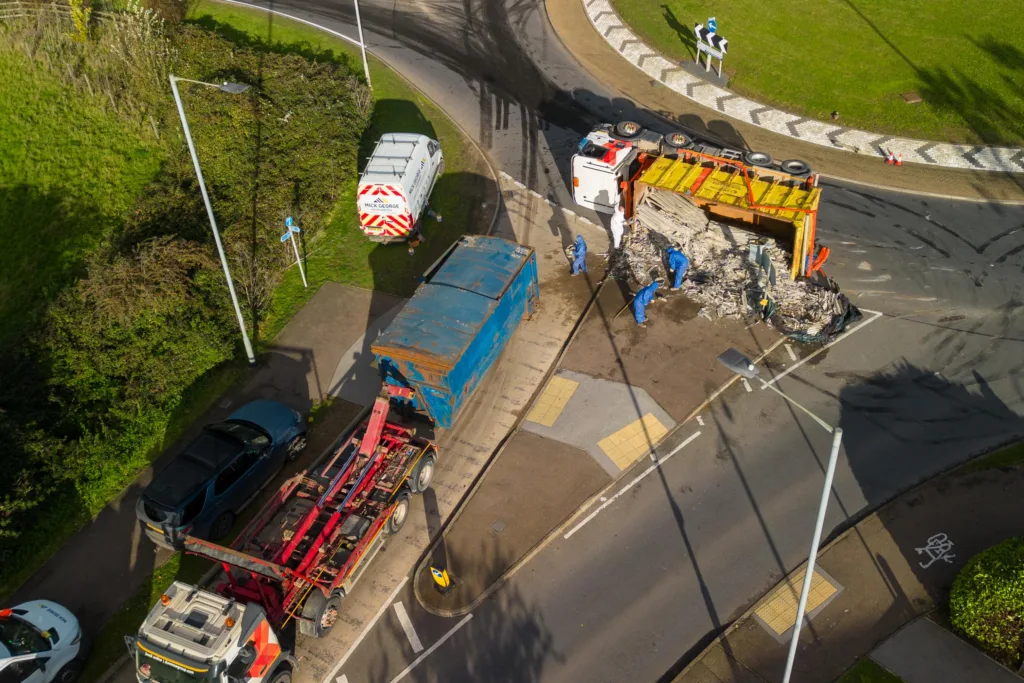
[408,454,436,494]
[665,131,693,150]
[614,120,642,139]
[780,159,812,177]
[743,151,774,167]
[386,492,411,536]
[299,591,342,638]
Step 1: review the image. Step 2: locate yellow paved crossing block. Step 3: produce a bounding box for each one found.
[598,414,668,470]
[526,376,579,427]
[754,569,837,635]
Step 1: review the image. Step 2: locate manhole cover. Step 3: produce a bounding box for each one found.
[491,519,507,533]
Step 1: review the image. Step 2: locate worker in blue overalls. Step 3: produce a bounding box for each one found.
[570,234,588,276]
[633,280,660,328]
[666,246,690,290]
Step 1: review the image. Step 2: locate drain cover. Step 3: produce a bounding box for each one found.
[491,519,507,533]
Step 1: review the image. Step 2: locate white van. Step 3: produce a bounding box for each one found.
[357,133,444,243]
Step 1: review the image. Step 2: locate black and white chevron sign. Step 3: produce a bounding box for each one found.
[693,24,728,54]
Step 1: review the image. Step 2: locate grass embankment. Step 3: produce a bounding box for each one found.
[76,4,489,679]
[836,658,905,683]
[611,0,1024,145]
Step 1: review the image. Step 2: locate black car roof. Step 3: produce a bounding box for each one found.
[144,430,243,508]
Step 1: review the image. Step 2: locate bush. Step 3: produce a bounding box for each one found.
[949,537,1024,666]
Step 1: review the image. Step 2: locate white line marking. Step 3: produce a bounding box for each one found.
[564,431,701,539]
[393,602,424,653]
[218,0,361,46]
[785,344,797,362]
[321,577,409,683]
[389,614,474,682]
[336,677,349,683]
[741,378,752,392]
[696,415,704,426]
[764,309,883,388]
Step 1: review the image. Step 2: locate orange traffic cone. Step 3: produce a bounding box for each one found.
[885,150,895,165]
[895,153,903,166]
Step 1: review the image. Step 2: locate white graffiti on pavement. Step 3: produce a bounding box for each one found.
[916,533,956,569]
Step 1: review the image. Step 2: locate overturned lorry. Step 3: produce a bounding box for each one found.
[127,236,539,683]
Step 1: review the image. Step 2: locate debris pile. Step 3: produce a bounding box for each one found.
[613,188,860,341]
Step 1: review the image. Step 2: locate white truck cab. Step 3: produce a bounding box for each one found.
[570,127,638,214]
[357,133,444,243]
[0,602,83,683]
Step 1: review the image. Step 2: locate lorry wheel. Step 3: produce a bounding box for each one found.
[268,669,291,683]
[743,151,774,167]
[55,660,82,683]
[780,159,811,176]
[665,131,692,149]
[408,454,436,494]
[285,433,307,461]
[614,120,642,139]
[299,591,342,638]
[210,512,234,541]
[386,492,411,535]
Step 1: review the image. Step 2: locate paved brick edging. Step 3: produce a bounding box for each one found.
[584,0,1024,173]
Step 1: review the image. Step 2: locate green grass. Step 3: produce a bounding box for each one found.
[611,0,1024,145]
[963,440,1024,473]
[835,658,905,683]
[0,45,166,345]
[189,0,491,343]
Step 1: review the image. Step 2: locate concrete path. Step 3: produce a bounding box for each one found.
[581,0,1024,174]
[872,617,1021,683]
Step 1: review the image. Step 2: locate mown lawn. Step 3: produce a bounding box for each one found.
[835,658,905,683]
[611,0,1024,145]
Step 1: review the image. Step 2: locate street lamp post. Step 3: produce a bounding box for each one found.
[716,348,844,683]
[352,0,371,87]
[169,74,256,365]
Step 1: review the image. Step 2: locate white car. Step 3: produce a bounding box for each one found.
[0,602,83,683]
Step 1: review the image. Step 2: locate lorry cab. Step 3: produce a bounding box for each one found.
[0,602,83,683]
[128,583,294,683]
[571,127,638,214]
[357,133,444,243]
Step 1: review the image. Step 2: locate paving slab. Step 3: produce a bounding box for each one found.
[871,618,1020,683]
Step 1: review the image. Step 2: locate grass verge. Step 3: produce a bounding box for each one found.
[610,0,1024,145]
[962,440,1024,473]
[835,658,905,683]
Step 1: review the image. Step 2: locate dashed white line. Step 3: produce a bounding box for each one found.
[564,431,701,539]
[393,602,424,653]
[741,378,752,392]
[389,614,474,682]
[320,577,409,683]
[696,415,704,426]
[785,344,797,362]
[764,309,883,387]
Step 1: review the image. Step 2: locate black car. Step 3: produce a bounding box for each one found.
[136,399,306,548]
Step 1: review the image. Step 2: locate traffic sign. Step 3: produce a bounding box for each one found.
[280,232,291,242]
[707,16,717,33]
[430,566,452,593]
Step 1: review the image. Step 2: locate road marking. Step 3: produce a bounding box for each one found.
[741,378,752,392]
[393,602,424,653]
[219,0,362,46]
[764,309,883,387]
[320,577,409,683]
[390,614,474,682]
[564,431,701,539]
[785,344,797,362]
[336,677,348,683]
[696,415,704,426]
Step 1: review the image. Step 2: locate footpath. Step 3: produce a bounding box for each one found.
[673,456,1024,683]
[544,0,1024,202]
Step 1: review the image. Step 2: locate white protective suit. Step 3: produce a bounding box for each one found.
[610,206,626,249]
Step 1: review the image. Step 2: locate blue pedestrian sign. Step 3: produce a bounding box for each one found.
[707,16,717,33]
[285,216,301,233]
[280,231,291,242]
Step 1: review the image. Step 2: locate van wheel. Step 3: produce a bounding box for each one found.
[614,120,642,139]
[743,151,774,167]
[408,454,436,494]
[386,492,411,535]
[55,660,82,683]
[299,591,342,638]
[210,512,235,541]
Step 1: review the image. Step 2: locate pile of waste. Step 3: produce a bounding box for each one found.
[612,188,860,342]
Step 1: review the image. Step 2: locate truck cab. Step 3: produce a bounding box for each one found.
[570,127,638,214]
[128,583,295,683]
[0,602,83,683]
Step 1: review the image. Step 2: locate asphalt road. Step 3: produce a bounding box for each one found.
[226,0,1024,680]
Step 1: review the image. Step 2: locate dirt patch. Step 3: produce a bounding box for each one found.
[418,430,608,610]
[560,281,782,421]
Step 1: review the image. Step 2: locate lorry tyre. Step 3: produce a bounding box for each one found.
[285,433,307,462]
[55,660,82,683]
[268,669,291,683]
[299,591,341,638]
[665,131,692,150]
[780,159,811,176]
[614,120,642,139]
[210,511,234,541]
[408,454,436,494]
[386,492,411,535]
[743,151,774,167]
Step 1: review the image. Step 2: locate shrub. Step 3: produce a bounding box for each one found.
[949,537,1024,666]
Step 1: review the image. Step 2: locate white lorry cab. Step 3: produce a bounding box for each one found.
[571,125,640,214]
[0,602,83,683]
[357,134,444,243]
